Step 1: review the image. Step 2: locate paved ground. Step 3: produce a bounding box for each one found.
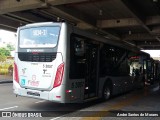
[0,82,160,120]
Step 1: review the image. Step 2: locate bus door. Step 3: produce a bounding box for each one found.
[84,43,99,100]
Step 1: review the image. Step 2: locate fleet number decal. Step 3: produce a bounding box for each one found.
[71,82,84,88]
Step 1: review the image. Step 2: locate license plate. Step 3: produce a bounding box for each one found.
[27,91,40,96]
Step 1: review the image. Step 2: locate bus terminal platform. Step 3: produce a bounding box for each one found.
[53,81,160,120]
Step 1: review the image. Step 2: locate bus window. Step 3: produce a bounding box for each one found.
[100,44,130,77]
[19,26,60,48]
[69,35,85,79]
[99,45,114,77]
[74,39,85,56]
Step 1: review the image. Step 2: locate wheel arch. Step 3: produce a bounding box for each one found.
[103,78,113,91]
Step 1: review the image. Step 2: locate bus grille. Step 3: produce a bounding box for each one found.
[18,53,57,62]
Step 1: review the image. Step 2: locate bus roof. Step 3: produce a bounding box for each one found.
[19,22,63,28]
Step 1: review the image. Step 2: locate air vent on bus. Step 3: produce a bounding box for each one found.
[18,52,57,62]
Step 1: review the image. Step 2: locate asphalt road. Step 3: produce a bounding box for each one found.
[0,83,107,119]
[0,83,160,120]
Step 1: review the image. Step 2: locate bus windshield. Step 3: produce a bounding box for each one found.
[19,26,60,48]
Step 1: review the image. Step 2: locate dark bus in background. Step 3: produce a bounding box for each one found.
[129,51,160,87]
[145,58,160,85]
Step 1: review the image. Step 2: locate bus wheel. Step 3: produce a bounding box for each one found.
[102,85,111,101]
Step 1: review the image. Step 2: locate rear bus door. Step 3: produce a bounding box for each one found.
[84,42,99,100]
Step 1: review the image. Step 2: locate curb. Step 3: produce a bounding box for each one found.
[0,80,13,84]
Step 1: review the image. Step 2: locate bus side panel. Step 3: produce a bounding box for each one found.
[98,77,123,97]
[98,76,134,98]
[65,79,84,103]
[111,76,133,95]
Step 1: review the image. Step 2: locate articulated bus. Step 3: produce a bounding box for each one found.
[14,22,148,103]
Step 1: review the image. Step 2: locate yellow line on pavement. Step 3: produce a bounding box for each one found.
[81,89,149,120]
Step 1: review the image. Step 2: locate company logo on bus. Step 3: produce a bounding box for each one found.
[21,79,26,86]
[28,75,39,87]
[42,64,52,77]
[27,49,44,52]
[28,80,39,87]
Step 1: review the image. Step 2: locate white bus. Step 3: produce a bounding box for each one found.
[13,22,145,103]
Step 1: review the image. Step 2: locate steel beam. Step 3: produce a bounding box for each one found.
[0,15,21,31]
[121,0,160,42]
[0,0,47,14]
[137,42,160,46]
[97,16,160,28]
[97,18,140,28]
[122,34,155,41]
[0,0,89,15]
[152,26,160,35]
[146,16,160,25]
[47,0,89,6]
[46,6,121,40]
[6,12,50,23]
